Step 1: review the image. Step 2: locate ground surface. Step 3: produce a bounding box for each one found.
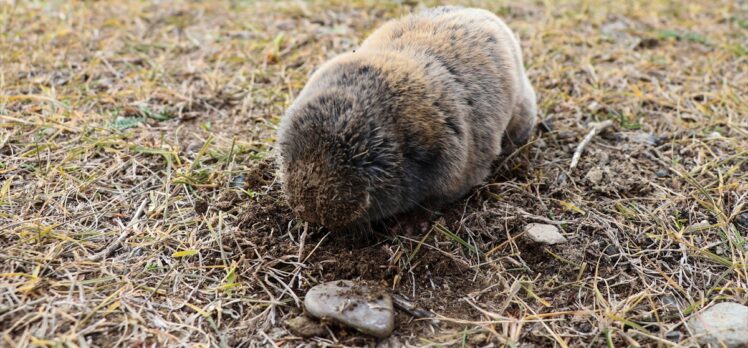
[1,0,747,347]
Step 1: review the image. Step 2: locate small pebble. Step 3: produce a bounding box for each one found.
[603,244,619,257]
[680,113,699,122]
[687,302,748,348]
[735,212,748,229]
[525,223,567,245]
[601,20,627,35]
[585,168,604,185]
[230,174,245,189]
[687,220,710,232]
[596,151,610,165]
[557,131,575,140]
[304,280,394,338]
[185,139,204,154]
[655,168,669,177]
[665,330,683,342]
[627,132,659,146]
[587,101,601,112]
[469,333,489,346]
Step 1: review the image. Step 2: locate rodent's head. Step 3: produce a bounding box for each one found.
[277,89,398,228]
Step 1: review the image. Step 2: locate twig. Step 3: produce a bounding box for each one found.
[392,293,435,319]
[297,222,308,261]
[570,120,615,170]
[88,198,148,261]
[258,330,280,348]
[515,206,577,225]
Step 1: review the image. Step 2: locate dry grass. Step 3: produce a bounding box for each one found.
[1,0,747,347]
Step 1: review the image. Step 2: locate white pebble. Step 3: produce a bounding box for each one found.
[525,223,567,245]
[688,302,748,347]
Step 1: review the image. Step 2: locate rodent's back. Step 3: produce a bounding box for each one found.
[360,7,525,191]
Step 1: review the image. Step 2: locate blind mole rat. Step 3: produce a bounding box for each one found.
[277,6,537,229]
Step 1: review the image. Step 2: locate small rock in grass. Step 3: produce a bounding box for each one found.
[285,315,327,338]
[468,333,489,346]
[627,132,659,146]
[603,244,619,257]
[687,220,711,232]
[601,20,627,35]
[587,101,601,113]
[585,168,604,185]
[596,151,610,165]
[687,302,748,348]
[525,223,567,245]
[304,280,394,338]
[665,330,683,342]
[230,174,245,189]
[655,168,669,177]
[735,212,748,229]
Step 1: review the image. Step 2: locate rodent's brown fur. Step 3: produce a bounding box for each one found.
[276,6,537,229]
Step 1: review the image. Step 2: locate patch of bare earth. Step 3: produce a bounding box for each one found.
[1,0,746,347]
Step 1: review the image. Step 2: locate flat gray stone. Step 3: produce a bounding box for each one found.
[525,223,567,245]
[304,280,394,338]
[688,302,748,347]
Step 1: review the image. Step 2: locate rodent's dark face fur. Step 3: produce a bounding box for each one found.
[277,89,398,228]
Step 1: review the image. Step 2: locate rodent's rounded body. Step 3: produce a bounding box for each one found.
[277,6,537,228]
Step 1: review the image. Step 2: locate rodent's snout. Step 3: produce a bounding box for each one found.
[280,151,372,228]
[286,185,370,229]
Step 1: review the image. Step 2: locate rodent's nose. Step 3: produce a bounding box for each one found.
[289,192,368,228]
